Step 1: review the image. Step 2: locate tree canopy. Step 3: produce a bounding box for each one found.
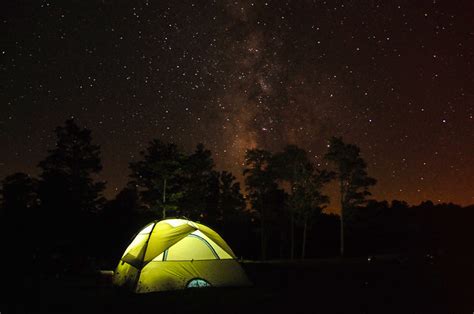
[324,136,377,256]
[38,119,105,214]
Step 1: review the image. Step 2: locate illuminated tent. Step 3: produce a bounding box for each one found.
[113,218,251,293]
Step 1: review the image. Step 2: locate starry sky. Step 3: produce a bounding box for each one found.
[2,0,473,207]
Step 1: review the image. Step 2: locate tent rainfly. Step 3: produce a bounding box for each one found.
[113,218,251,293]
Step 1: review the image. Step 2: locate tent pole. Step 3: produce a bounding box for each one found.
[132,221,158,292]
[162,178,167,219]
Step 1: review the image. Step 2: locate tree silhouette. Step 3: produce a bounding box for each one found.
[100,186,145,264]
[291,168,333,258]
[0,173,40,311]
[243,148,278,260]
[0,172,39,255]
[180,143,217,221]
[272,145,312,259]
[209,170,248,255]
[37,119,105,271]
[324,136,376,256]
[0,172,38,217]
[217,171,246,224]
[38,119,105,215]
[129,140,185,219]
[272,145,333,259]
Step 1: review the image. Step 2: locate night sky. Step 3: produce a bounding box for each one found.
[2,0,473,208]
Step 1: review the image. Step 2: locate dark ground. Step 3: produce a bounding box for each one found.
[4,255,473,314]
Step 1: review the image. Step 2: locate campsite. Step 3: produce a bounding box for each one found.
[4,217,474,313]
[1,119,473,313]
[3,1,474,313]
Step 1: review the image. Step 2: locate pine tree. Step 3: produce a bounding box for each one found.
[243,149,278,260]
[38,119,105,215]
[324,136,376,256]
[180,143,217,221]
[129,140,185,219]
[272,145,310,259]
[37,119,105,270]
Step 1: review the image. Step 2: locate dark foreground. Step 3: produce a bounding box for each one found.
[4,255,473,313]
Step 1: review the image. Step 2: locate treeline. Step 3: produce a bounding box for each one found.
[0,119,472,275]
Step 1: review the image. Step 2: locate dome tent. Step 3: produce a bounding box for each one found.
[113,218,251,293]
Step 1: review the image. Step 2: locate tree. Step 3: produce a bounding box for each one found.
[0,172,40,309]
[272,145,311,259]
[38,119,105,215]
[207,170,247,228]
[0,172,39,257]
[100,186,145,262]
[218,171,246,223]
[243,148,278,260]
[37,119,105,271]
[291,168,333,258]
[324,136,376,256]
[209,171,248,255]
[0,172,38,217]
[272,145,333,259]
[180,143,217,221]
[0,172,39,255]
[129,140,185,219]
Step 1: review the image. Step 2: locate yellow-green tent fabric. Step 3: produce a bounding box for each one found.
[113,218,251,293]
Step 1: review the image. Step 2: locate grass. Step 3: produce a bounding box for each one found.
[3,255,473,313]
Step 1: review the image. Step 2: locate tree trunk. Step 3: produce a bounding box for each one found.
[261,207,266,261]
[279,231,285,259]
[302,217,307,259]
[162,178,167,219]
[290,210,294,260]
[290,167,296,260]
[340,179,344,257]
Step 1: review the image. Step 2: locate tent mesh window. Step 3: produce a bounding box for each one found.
[187,278,211,288]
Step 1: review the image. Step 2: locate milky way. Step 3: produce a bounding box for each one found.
[1,1,473,206]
